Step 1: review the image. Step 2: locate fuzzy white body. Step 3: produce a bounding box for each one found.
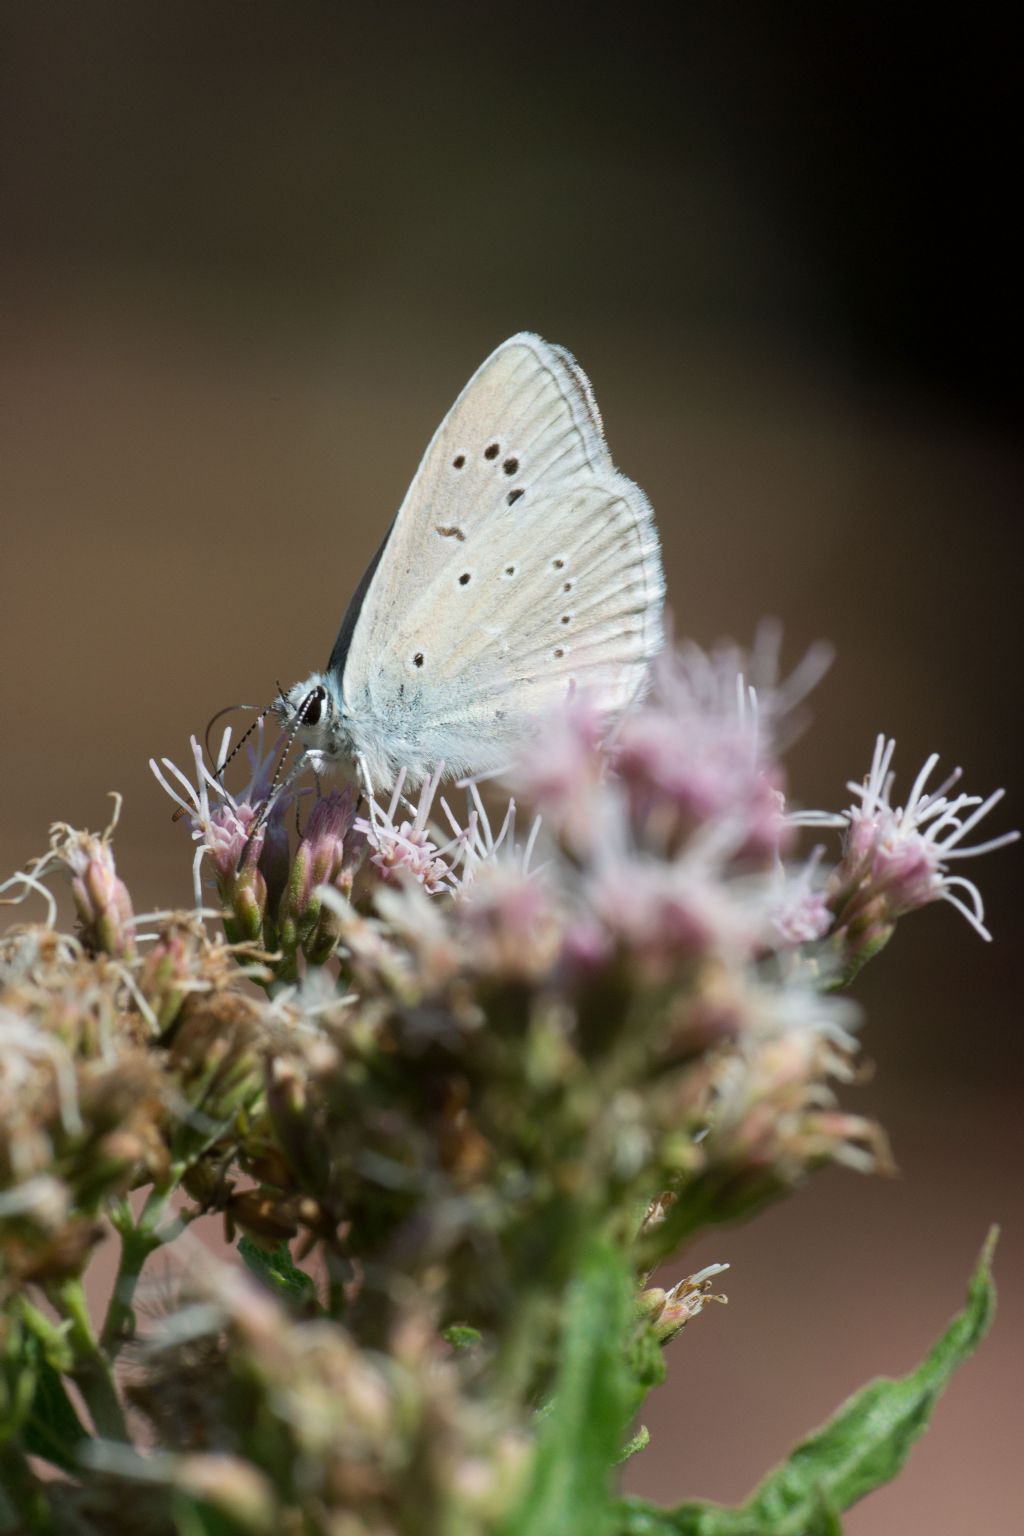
[280,334,665,790]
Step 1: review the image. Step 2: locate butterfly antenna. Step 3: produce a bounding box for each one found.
[204,702,274,780]
[250,685,321,837]
[237,749,312,870]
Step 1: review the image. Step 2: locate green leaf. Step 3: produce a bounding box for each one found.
[616,1425,651,1464]
[21,1354,90,1473]
[442,1324,483,1351]
[237,1238,317,1305]
[500,1240,635,1536]
[806,1490,843,1536]
[616,1228,997,1536]
[1,1309,88,1474]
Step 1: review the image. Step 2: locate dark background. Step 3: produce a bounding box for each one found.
[1,5,1020,1528]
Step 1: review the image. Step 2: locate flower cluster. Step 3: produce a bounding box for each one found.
[114,1250,526,1536]
[0,633,1013,1535]
[151,726,362,976]
[139,641,1014,1337]
[0,924,166,1296]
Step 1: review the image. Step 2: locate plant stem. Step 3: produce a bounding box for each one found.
[17,1297,73,1365]
[101,1182,178,1361]
[51,1278,128,1443]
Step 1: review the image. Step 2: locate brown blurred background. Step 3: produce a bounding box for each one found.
[1,5,1020,1529]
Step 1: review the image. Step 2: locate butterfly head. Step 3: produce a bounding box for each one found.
[276,673,349,775]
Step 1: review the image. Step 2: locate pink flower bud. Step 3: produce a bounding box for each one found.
[277,789,358,965]
[47,807,136,959]
[645,1264,730,1344]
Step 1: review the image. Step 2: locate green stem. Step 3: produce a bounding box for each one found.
[101,1183,178,1361]
[17,1298,73,1366]
[51,1278,128,1443]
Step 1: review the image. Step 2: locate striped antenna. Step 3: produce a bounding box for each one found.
[204,701,275,782]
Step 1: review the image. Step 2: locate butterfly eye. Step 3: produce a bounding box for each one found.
[301,686,327,726]
[414,652,425,668]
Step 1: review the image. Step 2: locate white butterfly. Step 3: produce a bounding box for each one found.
[278,333,665,789]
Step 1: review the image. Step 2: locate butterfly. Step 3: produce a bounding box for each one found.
[277,333,665,790]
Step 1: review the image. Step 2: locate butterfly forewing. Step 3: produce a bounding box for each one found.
[338,333,664,783]
[344,337,606,654]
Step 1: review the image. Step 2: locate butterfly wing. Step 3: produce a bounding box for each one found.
[337,333,664,784]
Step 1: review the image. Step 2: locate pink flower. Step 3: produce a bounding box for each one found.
[611,643,793,860]
[771,847,833,948]
[826,736,1019,939]
[587,854,742,973]
[355,766,465,894]
[509,696,608,855]
[150,723,293,938]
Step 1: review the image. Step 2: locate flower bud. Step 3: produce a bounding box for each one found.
[278,789,357,965]
[138,924,194,1033]
[167,1002,264,1160]
[258,804,292,926]
[265,1056,330,1196]
[48,810,136,959]
[639,1264,729,1344]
